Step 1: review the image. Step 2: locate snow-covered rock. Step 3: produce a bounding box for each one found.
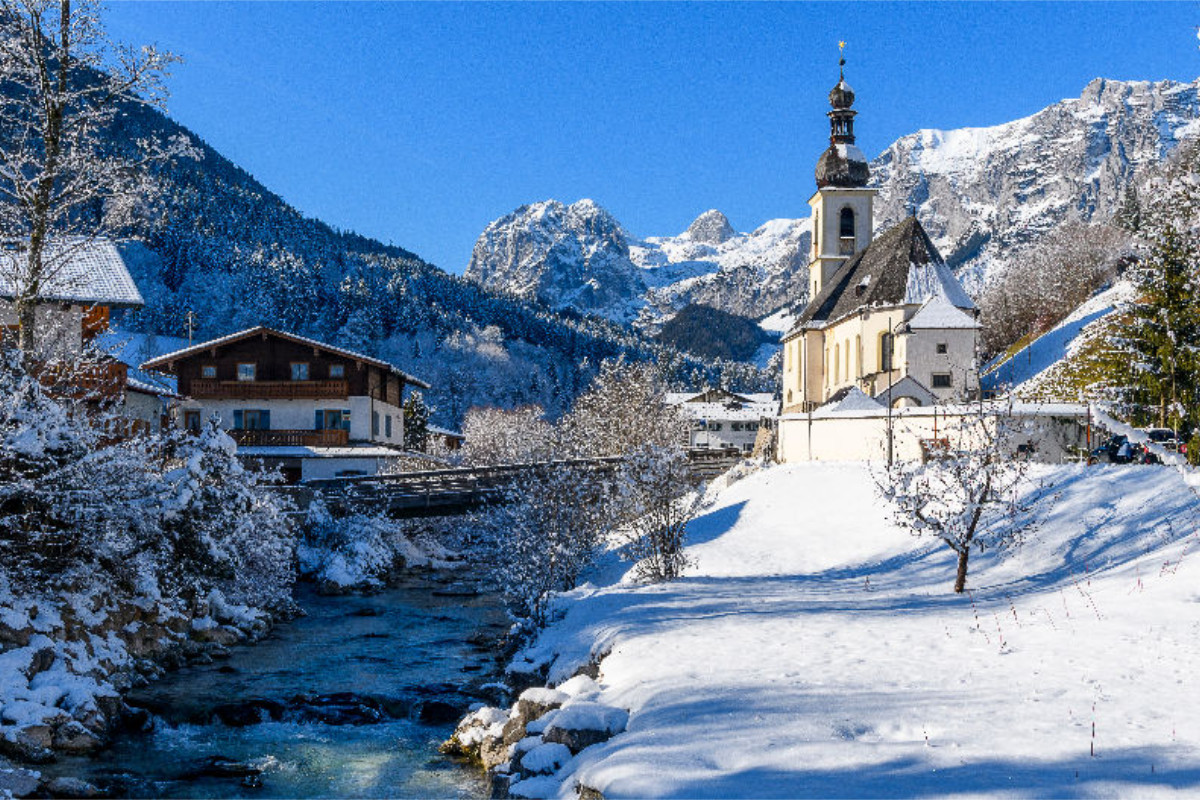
[874,77,1200,290]
[466,200,811,328]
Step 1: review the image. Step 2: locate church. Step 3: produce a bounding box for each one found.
[779,59,980,414]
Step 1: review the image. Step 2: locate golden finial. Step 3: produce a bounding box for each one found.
[838,40,847,78]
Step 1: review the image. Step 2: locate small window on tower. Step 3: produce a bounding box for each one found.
[932,374,952,389]
[840,207,855,238]
[936,343,948,355]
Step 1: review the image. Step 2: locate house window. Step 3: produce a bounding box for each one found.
[710,422,723,431]
[237,363,256,382]
[329,364,345,379]
[233,409,270,430]
[315,409,350,430]
[291,362,310,381]
[880,333,894,372]
[372,410,380,436]
[385,415,392,438]
[936,343,948,355]
[200,365,217,379]
[932,373,952,389]
[184,410,201,432]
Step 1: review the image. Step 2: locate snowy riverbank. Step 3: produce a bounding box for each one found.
[466,460,1200,797]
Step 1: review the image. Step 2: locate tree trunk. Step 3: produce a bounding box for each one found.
[954,549,969,593]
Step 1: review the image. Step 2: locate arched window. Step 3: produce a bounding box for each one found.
[840,207,856,239]
[855,335,862,377]
[844,339,850,381]
[834,343,840,383]
[880,332,894,372]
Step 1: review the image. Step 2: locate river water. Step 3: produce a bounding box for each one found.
[41,570,508,798]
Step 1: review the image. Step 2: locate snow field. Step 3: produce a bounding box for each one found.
[517,461,1200,797]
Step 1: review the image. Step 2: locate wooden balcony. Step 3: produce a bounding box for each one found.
[230,428,350,447]
[190,378,348,400]
[35,359,127,400]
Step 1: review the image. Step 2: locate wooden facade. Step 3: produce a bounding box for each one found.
[164,330,413,405]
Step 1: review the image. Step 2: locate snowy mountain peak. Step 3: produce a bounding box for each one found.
[685,210,735,244]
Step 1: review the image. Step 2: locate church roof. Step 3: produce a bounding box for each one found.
[792,216,975,332]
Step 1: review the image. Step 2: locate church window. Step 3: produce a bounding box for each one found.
[932,373,952,389]
[844,339,850,380]
[834,343,840,383]
[936,342,948,355]
[855,335,862,377]
[880,332,894,372]
[840,207,855,239]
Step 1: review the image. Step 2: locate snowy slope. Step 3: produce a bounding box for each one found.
[512,461,1200,798]
[982,281,1133,395]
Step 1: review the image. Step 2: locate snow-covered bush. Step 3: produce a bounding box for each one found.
[157,419,295,608]
[298,503,441,590]
[615,445,701,582]
[475,463,614,638]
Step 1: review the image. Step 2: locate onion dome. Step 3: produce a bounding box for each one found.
[815,53,870,188]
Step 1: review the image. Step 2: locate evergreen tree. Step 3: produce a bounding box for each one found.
[402,390,431,452]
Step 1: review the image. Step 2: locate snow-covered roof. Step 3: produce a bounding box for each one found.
[811,387,885,417]
[236,445,406,458]
[141,326,431,389]
[428,424,464,440]
[906,294,981,330]
[125,376,182,399]
[676,401,777,422]
[0,238,143,307]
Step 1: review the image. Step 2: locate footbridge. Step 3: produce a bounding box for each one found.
[279,449,745,519]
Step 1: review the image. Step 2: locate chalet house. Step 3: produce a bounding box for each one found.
[141,327,430,482]
[666,388,778,453]
[779,62,980,416]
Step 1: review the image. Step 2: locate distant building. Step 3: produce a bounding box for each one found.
[666,388,778,453]
[0,239,143,356]
[141,326,430,482]
[779,60,981,417]
[0,238,178,431]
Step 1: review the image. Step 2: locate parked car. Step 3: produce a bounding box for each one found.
[1090,434,1161,465]
[1142,427,1181,452]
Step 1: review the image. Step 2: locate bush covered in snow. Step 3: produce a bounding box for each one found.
[297,502,448,591]
[614,445,702,583]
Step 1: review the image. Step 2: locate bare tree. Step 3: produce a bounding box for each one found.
[875,404,1037,593]
[459,405,555,466]
[0,0,193,352]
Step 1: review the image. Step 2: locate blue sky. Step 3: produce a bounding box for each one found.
[105,2,1199,274]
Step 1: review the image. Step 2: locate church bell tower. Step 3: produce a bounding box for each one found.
[807,48,877,300]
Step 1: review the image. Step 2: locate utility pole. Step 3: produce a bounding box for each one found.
[185,310,196,345]
[887,316,895,467]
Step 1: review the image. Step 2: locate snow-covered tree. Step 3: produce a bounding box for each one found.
[615,444,701,582]
[558,358,688,457]
[875,406,1036,593]
[1108,141,1200,429]
[475,463,613,638]
[157,419,295,608]
[0,0,194,353]
[459,405,555,466]
[402,389,431,452]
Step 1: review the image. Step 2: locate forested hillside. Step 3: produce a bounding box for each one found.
[93,103,768,425]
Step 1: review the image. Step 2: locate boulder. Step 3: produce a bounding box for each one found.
[44,776,103,798]
[518,741,571,776]
[211,699,285,727]
[0,765,41,798]
[51,721,105,754]
[417,700,465,726]
[542,702,628,754]
[500,690,569,748]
